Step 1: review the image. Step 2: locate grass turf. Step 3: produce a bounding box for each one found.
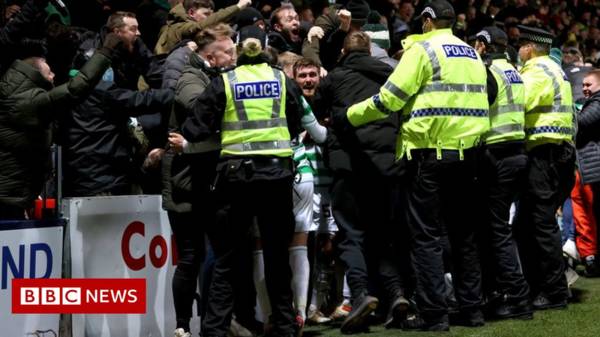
[303,276,600,337]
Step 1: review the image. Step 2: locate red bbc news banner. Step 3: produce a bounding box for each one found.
[11,278,146,314]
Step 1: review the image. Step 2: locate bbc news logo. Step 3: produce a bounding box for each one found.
[12,278,146,314]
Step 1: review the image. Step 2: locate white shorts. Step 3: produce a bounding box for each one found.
[293,173,314,233]
[311,186,337,233]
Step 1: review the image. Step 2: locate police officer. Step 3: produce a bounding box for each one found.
[344,0,489,331]
[473,26,532,319]
[182,26,305,337]
[513,25,576,310]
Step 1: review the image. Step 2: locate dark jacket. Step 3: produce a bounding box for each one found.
[564,64,594,105]
[576,91,600,184]
[76,27,165,91]
[267,30,302,55]
[301,4,343,69]
[316,51,401,177]
[162,52,220,213]
[0,0,48,74]
[58,78,173,197]
[139,43,193,150]
[0,52,112,207]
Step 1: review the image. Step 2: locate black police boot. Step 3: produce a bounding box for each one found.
[340,293,378,334]
[383,291,410,329]
[532,293,567,310]
[402,314,449,332]
[450,308,485,327]
[491,299,533,320]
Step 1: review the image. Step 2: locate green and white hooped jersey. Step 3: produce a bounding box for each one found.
[306,144,333,187]
[293,140,315,183]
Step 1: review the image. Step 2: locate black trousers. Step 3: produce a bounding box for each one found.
[203,175,295,337]
[168,210,205,331]
[514,143,575,300]
[331,172,405,302]
[405,149,482,322]
[477,143,530,303]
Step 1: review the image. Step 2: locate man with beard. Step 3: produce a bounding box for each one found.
[268,3,302,54]
[315,31,407,334]
[293,58,320,101]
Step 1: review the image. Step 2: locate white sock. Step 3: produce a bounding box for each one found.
[253,250,271,321]
[342,274,351,301]
[289,245,309,319]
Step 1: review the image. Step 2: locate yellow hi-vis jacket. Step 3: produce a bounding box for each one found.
[519,55,574,150]
[221,63,293,157]
[484,58,526,145]
[346,28,489,160]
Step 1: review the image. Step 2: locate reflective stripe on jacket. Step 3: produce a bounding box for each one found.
[221,63,292,157]
[347,29,489,159]
[520,55,574,150]
[484,58,526,144]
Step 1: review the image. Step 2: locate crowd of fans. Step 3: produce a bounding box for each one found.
[2,0,600,337]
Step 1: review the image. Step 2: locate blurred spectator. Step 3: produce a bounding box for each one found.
[0,33,121,219]
[154,0,250,55]
[58,56,173,197]
[235,6,266,30]
[0,0,51,74]
[268,3,303,54]
[562,47,594,105]
[574,69,600,276]
[302,0,371,70]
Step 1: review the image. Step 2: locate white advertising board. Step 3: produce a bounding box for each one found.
[64,195,200,337]
[0,220,63,337]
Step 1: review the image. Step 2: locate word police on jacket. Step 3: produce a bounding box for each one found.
[442,44,478,59]
[234,81,281,101]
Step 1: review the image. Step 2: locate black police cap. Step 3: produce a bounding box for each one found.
[518,25,554,46]
[417,0,456,21]
[476,26,508,47]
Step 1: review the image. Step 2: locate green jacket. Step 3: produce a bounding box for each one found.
[0,52,111,208]
[301,5,341,67]
[161,53,219,213]
[154,3,240,55]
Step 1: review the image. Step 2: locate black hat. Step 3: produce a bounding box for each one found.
[16,38,48,59]
[346,0,370,25]
[476,26,508,47]
[236,7,264,29]
[237,25,268,49]
[417,0,456,21]
[518,25,554,46]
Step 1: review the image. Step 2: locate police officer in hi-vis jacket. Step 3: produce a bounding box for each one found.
[342,0,489,331]
[182,25,307,337]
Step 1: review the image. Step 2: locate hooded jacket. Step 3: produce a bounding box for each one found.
[316,51,401,177]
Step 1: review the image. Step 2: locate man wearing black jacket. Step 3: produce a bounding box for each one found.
[315,31,407,334]
[58,71,173,197]
[575,69,600,274]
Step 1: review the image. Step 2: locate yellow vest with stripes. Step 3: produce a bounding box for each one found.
[346,29,489,159]
[520,56,574,150]
[221,63,292,157]
[484,58,526,144]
